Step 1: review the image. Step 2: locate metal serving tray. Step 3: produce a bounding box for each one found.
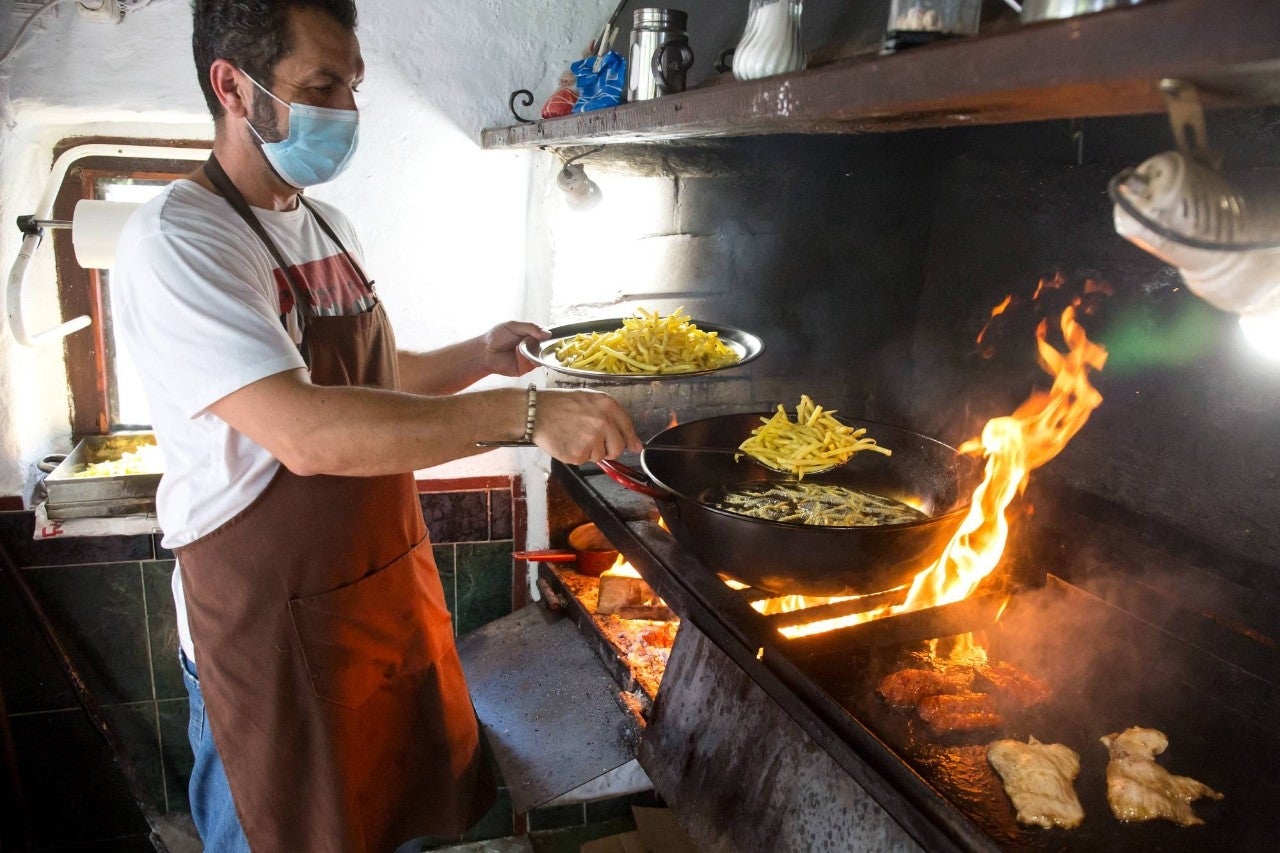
[519,318,764,381]
[44,432,162,519]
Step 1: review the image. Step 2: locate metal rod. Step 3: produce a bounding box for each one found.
[0,539,170,852]
[760,585,910,631]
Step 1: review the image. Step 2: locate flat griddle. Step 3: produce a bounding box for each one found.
[813,576,1278,851]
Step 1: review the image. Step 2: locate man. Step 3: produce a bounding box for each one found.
[113,1,641,850]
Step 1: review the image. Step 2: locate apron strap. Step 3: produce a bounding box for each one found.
[203,154,315,366]
[297,195,376,293]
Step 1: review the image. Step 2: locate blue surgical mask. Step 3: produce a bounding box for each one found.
[242,71,359,188]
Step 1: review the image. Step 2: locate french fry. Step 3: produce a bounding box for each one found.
[70,444,165,478]
[737,395,891,479]
[553,307,740,375]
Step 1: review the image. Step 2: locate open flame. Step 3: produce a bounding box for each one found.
[603,555,642,579]
[603,517,670,580]
[777,291,1107,639]
[975,294,1013,356]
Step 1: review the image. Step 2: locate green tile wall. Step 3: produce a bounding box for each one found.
[0,483,520,848]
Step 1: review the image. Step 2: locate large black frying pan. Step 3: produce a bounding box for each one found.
[600,413,982,597]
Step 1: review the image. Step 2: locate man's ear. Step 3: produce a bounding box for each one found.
[209,58,252,119]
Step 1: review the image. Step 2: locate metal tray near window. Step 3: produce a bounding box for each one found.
[44,432,162,519]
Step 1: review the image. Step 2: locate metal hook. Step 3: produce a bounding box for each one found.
[508,89,537,124]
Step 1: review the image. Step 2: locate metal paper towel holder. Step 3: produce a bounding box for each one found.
[3,143,210,347]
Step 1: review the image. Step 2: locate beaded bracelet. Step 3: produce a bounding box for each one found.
[521,384,538,443]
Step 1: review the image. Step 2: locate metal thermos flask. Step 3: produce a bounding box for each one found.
[626,8,694,101]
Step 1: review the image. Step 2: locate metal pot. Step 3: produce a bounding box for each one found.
[600,414,981,597]
[514,522,620,577]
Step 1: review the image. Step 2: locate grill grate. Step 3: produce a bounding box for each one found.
[553,458,1280,851]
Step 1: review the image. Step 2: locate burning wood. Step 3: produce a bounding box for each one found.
[597,565,659,615]
[613,604,677,621]
[549,564,678,700]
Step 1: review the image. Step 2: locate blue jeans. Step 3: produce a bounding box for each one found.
[180,651,251,853]
[180,651,426,852]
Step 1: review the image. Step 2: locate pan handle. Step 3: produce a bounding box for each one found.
[596,459,669,500]
[512,550,577,563]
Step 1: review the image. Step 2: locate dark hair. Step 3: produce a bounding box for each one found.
[191,0,358,120]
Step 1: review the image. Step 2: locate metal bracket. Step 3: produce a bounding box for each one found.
[1160,78,1222,170]
[508,89,536,124]
[15,215,70,236]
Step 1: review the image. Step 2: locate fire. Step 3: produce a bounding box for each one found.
[774,597,894,638]
[752,592,858,617]
[908,301,1106,606]
[603,555,642,579]
[778,295,1107,639]
[1031,271,1065,301]
[975,294,1013,349]
[933,632,989,667]
[603,516,670,580]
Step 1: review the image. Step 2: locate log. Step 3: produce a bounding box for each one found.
[614,604,677,622]
[597,573,656,615]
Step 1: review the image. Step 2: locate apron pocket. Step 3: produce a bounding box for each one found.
[289,536,451,710]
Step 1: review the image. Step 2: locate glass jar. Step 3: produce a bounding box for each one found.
[732,0,805,82]
[884,0,981,52]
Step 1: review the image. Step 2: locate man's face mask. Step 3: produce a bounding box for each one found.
[241,70,359,189]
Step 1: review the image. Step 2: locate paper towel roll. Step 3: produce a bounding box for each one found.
[72,199,142,269]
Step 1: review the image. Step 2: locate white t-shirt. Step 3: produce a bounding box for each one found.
[114,178,376,661]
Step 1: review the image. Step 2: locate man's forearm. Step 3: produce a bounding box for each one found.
[210,371,528,477]
[397,338,489,396]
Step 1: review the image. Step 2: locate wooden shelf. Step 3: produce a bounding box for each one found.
[482,0,1280,150]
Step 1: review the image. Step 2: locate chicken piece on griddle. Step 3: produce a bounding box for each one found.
[877,667,974,708]
[1101,726,1223,826]
[987,737,1084,829]
[917,691,1003,734]
[973,660,1051,710]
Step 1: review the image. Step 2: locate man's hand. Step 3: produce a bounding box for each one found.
[397,321,549,395]
[481,321,550,377]
[533,389,644,464]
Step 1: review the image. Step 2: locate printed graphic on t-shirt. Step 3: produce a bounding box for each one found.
[273,253,375,318]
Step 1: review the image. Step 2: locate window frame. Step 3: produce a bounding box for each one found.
[51,136,209,437]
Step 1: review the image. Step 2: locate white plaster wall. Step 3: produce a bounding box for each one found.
[0,2,213,500]
[0,0,618,502]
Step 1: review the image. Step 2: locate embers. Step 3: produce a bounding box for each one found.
[538,561,679,704]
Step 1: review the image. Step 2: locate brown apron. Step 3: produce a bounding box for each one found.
[176,158,495,852]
